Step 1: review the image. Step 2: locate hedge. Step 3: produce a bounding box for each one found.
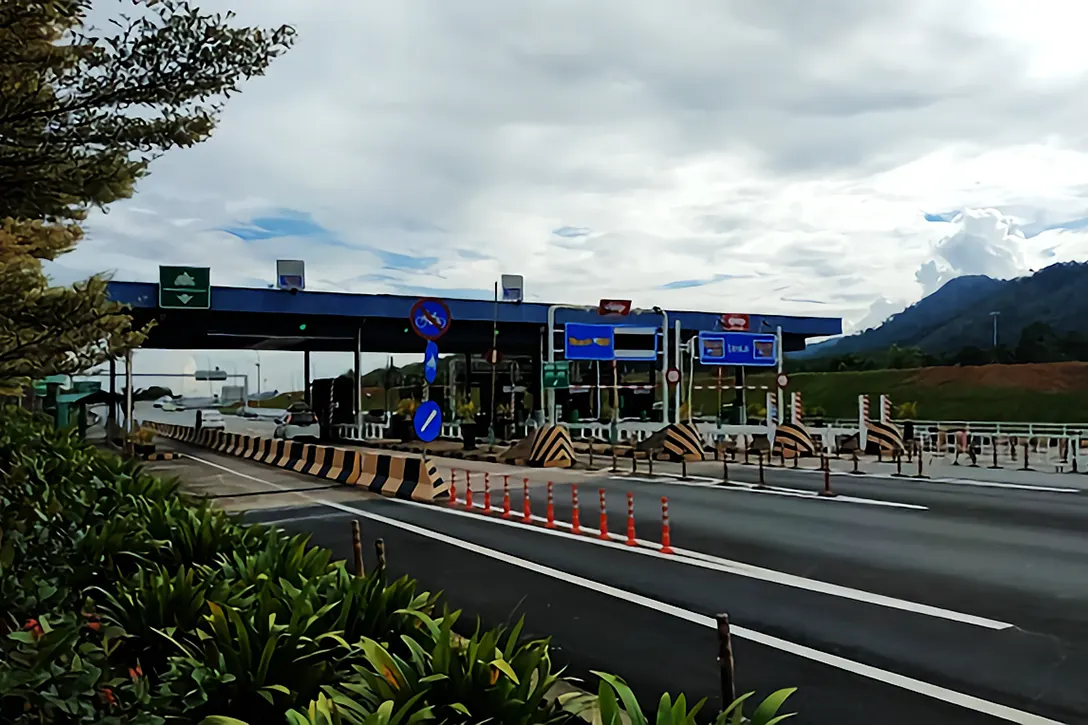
[0,407,796,724]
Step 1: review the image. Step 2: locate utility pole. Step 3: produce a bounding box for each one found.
[990,311,1000,349]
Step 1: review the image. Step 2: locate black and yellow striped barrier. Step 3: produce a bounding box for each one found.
[773,422,818,458]
[352,452,448,502]
[526,425,575,468]
[659,422,706,462]
[867,420,905,454]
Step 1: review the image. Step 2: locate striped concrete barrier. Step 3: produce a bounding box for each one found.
[773,421,818,458]
[527,425,575,468]
[352,451,448,502]
[866,420,905,454]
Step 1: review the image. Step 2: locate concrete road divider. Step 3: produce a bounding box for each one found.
[352,452,448,502]
[526,424,576,468]
[147,423,448,503]
[773,421,817,459]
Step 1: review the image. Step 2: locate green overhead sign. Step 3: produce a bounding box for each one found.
[159,266,211,309]
[542,361,570,390]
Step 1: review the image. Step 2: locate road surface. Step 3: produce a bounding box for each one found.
[143,433,1088,724]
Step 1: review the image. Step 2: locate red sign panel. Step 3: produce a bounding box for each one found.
[599,299,632,316]
[720,313,750,331]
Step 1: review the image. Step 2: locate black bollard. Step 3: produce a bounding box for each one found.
[722,455,729,485]
[632,453,637,474]
[648,453,654,476]
[792,451,799,469]
[612,448,618,473]
[779,448,786,468]
[849,448,862,475]
[989,440,1000,469]
[1021,441,1031,471]
[681,458,689,480]
[757,451,766,487]
[895,452,903,477]
[744,445,751,466]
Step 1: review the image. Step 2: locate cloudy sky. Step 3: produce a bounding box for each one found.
[50,0,1088,393]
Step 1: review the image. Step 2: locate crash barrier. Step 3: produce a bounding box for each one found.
[772,421,818,458]
[636,422,706,462]
[147,423,447,502]
[865,420,904,454]
[526,424,576,468]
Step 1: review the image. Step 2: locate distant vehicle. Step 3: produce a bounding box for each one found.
[196,409,225,430]
[236,406,259,418]
[160,401,179,412]
[273,410,319,441]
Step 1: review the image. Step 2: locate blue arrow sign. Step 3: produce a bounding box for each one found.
[424,341,438,384]
[413,400,442,443]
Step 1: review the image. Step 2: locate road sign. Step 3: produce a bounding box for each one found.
[665,367,681,386]
[501,274,524,302]
[409,298,451,340]
[194,368,228,381]
[599,299,632,316]
[564,322,614,361]
[413,400,442,443]
[484,348,503,365]
[777,373,789,388]
[542,361,570,389]
[697,331,777,367]
[424,341,439,384]
[159,266,210,309]
[719,313,750,331]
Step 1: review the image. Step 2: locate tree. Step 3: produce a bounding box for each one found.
[0,0,295,393]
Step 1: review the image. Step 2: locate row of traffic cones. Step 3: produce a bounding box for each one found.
[447,470,673,554]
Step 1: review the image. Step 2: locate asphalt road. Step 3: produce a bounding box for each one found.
[150,439,1088,724]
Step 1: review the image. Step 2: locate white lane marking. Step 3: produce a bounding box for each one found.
[315,501,1058,725]
[609,475,929,510]
[182,454,1058,722]
[694,463,1082,493]
[184,453,1005,630]
[390,495,1009,630]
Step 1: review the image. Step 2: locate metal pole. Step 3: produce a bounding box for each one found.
[687,338,695,423]
[355,328,363,431]
[489,281,499,449]
[255,352,261,396]
[124,349,134,434]
[775,325,784,424]
[303,349,311,406]
[716,614,736,705]
[108,357,117,429]
[659,309,669,425]
[674,320,681,422]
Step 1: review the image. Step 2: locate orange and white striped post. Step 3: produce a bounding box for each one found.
[521,478,532,524]
[546,482,556,529]
[483,472,492,514]
[501,474,512,519]
[625,492,637,546]
[570,484,582,534]
[464,470,474,510]
[598,489,609,541]
[660,496,675,554]
[448,469,457,508]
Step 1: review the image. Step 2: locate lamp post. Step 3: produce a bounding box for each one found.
[990,311,1000,349]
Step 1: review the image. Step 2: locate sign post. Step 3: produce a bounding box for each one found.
[410,299,451,449]
[159,266,211,309]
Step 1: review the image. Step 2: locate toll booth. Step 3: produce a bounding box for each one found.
[311,375,354,440]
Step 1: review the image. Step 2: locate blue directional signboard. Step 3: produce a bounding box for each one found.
[563,322,614,361]
[563,323,659,362]
[413,400,442,443]
[423,341,439,384]
[698,331,777,367]
[409,298,451,340]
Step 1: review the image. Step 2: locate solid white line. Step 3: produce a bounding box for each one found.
[396,495,1008,630]
[313,499,1059,725]
[609,475,929,510]
[180,454,1055,722]
[182,452,1003,630]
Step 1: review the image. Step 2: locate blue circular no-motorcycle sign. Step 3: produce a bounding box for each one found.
[409,298,451,341]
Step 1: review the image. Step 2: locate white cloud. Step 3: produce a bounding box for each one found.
[48,0,1088,389]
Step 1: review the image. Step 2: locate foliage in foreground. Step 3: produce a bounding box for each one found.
[0,407,796,723]
[0,0,294,392]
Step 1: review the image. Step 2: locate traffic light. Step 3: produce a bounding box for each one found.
[298,323,307,331]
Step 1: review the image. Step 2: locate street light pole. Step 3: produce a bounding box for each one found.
[990,311,1000,349]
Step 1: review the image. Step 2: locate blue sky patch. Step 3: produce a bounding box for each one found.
[923,211,958,223]
[553,226,591,238]
[456,249,492,260]
[222,209,331,241]
[658,273,746,290]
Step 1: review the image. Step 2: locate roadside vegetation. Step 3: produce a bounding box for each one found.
[0,407,796,724]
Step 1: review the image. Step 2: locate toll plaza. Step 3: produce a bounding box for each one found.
[106,278,842,447]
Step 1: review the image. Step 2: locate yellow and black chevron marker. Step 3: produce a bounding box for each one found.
[866,420,905,454]
[527,424,575,468]
[773,421,817,458]
[659,422,706,462]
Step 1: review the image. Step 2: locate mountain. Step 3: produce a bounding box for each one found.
[807,262,1088,357]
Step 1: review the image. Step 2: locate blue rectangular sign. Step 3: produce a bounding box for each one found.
[698,331,777,366]
[563,323,615,361]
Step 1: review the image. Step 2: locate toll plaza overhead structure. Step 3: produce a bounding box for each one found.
[106,281,842,429]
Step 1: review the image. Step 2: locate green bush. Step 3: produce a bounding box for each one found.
[0,407,797,723]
